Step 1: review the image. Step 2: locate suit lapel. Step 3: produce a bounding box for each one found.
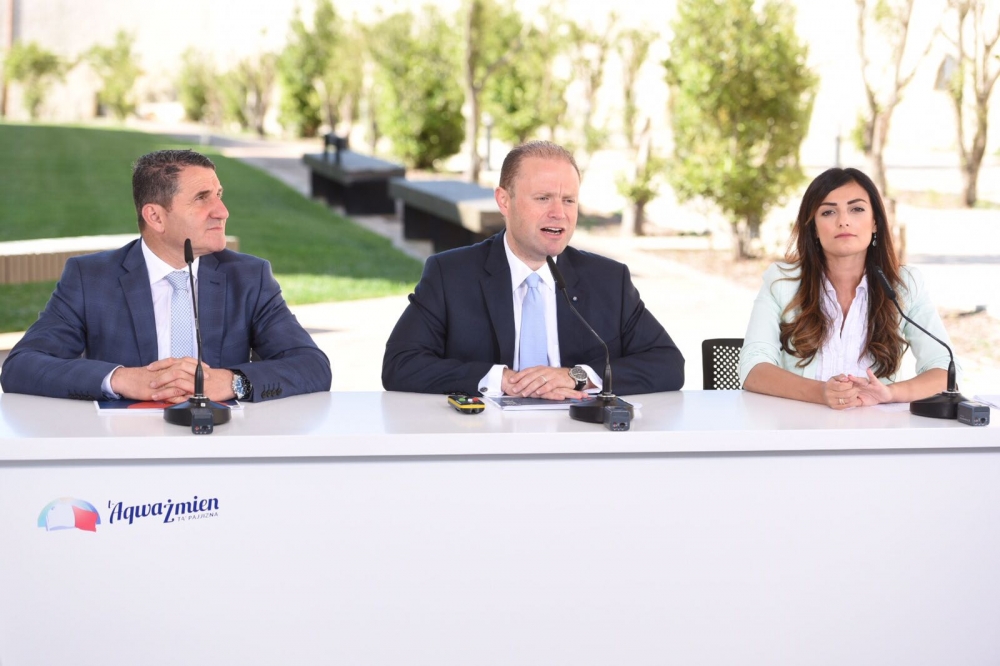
[197,253,227,367]
[481,234,516,366]
[120,242,158,365]
[555,250,586,359]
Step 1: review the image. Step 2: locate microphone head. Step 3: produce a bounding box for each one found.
[184,239,194,265]
[545,255,567,291]
[872,266,896,301]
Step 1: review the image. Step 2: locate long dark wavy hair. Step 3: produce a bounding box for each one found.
[778,168,907,377]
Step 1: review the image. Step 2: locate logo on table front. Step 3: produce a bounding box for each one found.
[37,498,102,533]
[106,495,220,525]
[36,494,220,532]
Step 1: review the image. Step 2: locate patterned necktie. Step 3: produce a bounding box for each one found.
[519,272,548,370]
[166,270,195,359]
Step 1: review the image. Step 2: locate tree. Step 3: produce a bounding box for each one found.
[665,0,818,259]
[854,0,938,197]
[220,53,278,137]
[176,49,217,123]
[565,15,619,175]
[618,28,656,152]
[368,8,465,169]
[617,121,668,237]
[461,0,526,182]
[278,2,335,138]
[484,7,570,146]
[942,0,1000,207]
[318,20,365,137]
[86,30,142,120]
[616,28,662,236]
[3,41,65,119]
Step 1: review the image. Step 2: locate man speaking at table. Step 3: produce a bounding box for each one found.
[0,149,331,403]
[382,140,684,400]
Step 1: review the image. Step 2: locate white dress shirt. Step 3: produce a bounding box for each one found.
[477,235,600,395]
[814,274,873,381]
[102,239,200,397]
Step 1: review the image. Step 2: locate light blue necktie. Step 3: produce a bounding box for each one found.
[167,271,195,359]
[519,272,548,369]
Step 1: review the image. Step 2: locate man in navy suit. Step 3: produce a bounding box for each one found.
[382,141,684,399]
[1,149,331,403]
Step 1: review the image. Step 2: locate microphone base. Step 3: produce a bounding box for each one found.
[569,395,634,424]
[909,391,967,420]
[164,396,232,426]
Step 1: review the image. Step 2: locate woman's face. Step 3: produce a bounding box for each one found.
[812,181,877,262]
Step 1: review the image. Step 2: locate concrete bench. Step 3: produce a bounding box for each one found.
[388,178,504,253]
[302,151,405,216]
[0,234,240,285]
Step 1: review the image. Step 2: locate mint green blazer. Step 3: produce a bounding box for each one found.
[738,263,956,386]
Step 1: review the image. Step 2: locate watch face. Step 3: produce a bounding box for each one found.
[569,366,588,382]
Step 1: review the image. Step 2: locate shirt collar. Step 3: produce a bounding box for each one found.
[503,232,555,291]
[141,238,200,286]
[821,272,869,296]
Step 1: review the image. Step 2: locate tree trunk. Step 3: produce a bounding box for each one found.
[463,0,481,183]
[621,119,652,238]
[733,224,747,261]
[464,91,481,183]
[734,214,761,260]
[621,201,647,237]
[962,164,978,208]
[963,106,989,207]
[886,197,906,264]
[621,205,637,237]
[870,110,892,197]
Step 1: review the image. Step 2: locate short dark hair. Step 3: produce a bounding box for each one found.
[132,150,216,230]
[497,141,579,195]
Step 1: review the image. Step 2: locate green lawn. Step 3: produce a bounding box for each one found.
[0,124,423,332]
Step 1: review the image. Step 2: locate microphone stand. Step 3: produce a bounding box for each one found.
[873,267,966,419]
[546,256,633,424]
[165,240,232,432]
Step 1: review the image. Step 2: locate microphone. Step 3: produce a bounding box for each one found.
[164,239,232,433]
[185,239,206,398]
[872,265,966,419]
[546,255,633,427]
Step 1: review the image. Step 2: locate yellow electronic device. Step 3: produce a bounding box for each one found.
[448,395,485,414]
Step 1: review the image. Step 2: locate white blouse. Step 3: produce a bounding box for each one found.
[814,274,873,381]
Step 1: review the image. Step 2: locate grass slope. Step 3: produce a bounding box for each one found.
[0,124,423,332]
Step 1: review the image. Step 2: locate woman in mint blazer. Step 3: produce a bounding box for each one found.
[738,168,954,410]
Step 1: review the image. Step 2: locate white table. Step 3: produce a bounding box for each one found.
[1,391,997,666]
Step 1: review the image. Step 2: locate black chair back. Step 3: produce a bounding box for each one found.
[701,338,744,390]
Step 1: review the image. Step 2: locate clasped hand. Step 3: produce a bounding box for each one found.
[501,365,589,401]
[111,357,235,404]
[822,368,892,410]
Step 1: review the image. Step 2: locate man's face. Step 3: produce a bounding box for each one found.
[495,156,579,269]
[149,166,229,264]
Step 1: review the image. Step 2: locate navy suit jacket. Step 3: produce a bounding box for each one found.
[382,233,684,396]
[0,240,331,401]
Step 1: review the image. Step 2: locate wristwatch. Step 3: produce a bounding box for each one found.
[569,366,588,391]
[230,369,253,401]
